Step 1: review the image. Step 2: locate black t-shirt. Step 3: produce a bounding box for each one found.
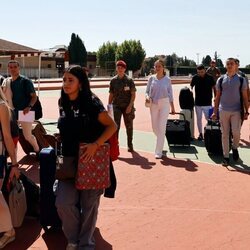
[58,95,106,157]
[190,74,215,106]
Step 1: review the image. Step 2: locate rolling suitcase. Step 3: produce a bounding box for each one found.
[180,109,194,139]
[204,119,222,155]
[19,121,50,155]
[20,172,40,217]
[166,113,191,146]
[39,147,61,232]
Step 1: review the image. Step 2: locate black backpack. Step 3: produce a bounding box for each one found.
[179,87,194,110]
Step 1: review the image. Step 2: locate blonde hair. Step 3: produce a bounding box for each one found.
[0,87,12,117]
[154,59,166,76]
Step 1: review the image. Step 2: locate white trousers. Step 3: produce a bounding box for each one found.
[195,105,211,134]
[19,121,39,152]
[150,98,170,156]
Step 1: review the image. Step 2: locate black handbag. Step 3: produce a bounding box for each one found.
[55,156,77,180]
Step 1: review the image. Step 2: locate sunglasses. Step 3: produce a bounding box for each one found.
[8,65,19,69]
[226,62,235,66]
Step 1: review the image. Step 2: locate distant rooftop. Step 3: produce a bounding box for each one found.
[0,38,40,54]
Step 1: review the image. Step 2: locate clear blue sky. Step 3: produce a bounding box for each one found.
[2,0,250,66]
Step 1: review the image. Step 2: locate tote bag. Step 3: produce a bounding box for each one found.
[75,143,110,190]
[8,178,27,228]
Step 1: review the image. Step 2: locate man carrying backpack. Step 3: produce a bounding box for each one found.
[211,58,249,166]
[2,60,40,156]
[190,64,216,140]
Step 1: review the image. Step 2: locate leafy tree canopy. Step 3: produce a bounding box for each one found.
[96,41,117,68]
[115,40,146,72]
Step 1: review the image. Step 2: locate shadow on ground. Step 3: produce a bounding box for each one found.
[160,156,199,172]
[118,151,156,169]
[3,217,42,250]
[167,145,198,159]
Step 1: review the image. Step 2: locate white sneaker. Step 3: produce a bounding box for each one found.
[66,243,78,250]
[155,154,162,159]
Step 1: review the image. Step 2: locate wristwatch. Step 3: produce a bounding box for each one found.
[28,104,33,108]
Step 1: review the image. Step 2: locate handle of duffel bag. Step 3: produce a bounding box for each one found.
[169,112,186,121]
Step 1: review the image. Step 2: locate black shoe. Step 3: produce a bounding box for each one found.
[222,157,230,166]
[232,148,239,161]
[197,133,203,141]
[127,145,134,152]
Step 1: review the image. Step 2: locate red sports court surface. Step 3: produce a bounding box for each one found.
[5,83,250,250]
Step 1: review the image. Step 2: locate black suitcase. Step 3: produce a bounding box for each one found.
[20,172,40,217]
[179,86,194,110]
[39,147,61,232]
[166,113,191,146]
[204,119,224,155]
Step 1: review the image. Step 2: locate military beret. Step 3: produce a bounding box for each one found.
[116,60,127,68]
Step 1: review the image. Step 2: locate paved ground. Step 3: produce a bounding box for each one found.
[5,83,250,250]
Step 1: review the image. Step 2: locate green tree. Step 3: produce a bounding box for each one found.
[68,33,87,66]
[178,56,196,67]
[115,40,146,72]
[141,56,159,75]
[202,55,212,67]
[166,55,174,67]
[246,64,250,69]
[96,41,118,68]
[216,58,224,68]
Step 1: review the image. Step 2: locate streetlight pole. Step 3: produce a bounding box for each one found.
[196,53,200,65]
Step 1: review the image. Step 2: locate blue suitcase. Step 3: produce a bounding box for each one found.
[39,147,61,232]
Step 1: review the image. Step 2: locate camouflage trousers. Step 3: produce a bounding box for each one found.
[113,105,135,147]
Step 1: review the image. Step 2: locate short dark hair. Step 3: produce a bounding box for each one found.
[196,64,205,70]
[226,57,235,62]
[235,58,240,65]
[8,60,19,66]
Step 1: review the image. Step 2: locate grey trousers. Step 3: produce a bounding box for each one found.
[55,180,103,250]
[219,110,241,158]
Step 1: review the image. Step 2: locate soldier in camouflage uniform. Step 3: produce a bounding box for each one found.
[108,60,136,152]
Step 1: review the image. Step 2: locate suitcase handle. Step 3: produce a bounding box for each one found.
[169,112,186,121]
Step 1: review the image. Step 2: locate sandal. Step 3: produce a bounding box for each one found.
[0,230,15,249]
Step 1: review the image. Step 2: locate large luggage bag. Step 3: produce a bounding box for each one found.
[180,109,194,139]
[19,121,49,155]
[179,86,194,110]
[204,119,223,155]
[20,172,40,217]
[166,113,191,146]
[39,147,61,232]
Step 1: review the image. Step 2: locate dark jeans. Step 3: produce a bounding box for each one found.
[113,105,135,147]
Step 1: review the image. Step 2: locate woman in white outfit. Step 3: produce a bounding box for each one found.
[0,87,20,248]
[145,59,175,159]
